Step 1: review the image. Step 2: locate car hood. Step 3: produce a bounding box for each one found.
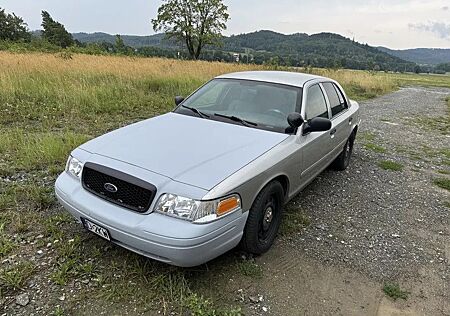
[80,113,289,190]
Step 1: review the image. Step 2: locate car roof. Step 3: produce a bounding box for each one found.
[215,71,325,88]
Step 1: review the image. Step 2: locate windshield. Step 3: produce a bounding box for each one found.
[175,79,302,133]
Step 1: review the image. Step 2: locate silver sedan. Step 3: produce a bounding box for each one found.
[55,71,360,267]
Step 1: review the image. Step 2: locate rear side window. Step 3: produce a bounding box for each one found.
[323,82,347,117]
[305,84,328,120]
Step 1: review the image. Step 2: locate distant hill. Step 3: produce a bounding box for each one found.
[72,30,416,71]
[72,32,174,48]
[378,47,450,65]
[220,31,414,71]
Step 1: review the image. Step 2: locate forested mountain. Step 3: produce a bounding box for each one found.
[377,47,450,65]
[72,30,416,71]
[220,31,414,71]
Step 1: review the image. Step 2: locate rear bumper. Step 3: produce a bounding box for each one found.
[55,172,248,267]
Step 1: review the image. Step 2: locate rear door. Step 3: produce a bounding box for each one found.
[321,82,351,158]
[300,84,332,182]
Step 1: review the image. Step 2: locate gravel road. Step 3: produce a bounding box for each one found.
[240,86,450,316]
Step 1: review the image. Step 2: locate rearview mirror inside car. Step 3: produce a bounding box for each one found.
[175,96,185,106]
[287,112,304,128]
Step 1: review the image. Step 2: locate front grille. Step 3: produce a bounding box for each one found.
[81,163,157,213]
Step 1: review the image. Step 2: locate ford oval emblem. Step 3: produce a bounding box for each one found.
[104,183,118,193]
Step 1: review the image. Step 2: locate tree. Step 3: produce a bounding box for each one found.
[414,65,422,74]
[115,34,126,53]
[0,8,30,41]
[152,0,229,60]
[41,11,74,48]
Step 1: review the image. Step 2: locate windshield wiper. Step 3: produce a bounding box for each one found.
[213,113,258,127]
[181,105,209,118]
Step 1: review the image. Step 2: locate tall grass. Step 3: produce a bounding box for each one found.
[0,51,400,173]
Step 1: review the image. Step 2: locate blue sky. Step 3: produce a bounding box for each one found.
[0,0,449,49]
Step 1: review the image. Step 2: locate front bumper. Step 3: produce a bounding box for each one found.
[55,172,248,267]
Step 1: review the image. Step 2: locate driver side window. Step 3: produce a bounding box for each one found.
[305,84,329,120]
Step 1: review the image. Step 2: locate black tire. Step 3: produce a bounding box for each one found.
[332,131,356,171]
[241,181,284,254]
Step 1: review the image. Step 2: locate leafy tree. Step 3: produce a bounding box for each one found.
[115,34,126,52]
[414,65,422,74]
[152,0,229,59]
[0,8,30,41]
[41,11,74,48]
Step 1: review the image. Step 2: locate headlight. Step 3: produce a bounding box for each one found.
[154,193,241,223]
[66,156,83,179]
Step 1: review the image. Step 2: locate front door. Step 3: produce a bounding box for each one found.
[300,84,333,183]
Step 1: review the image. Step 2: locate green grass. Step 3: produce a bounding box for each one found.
[383,283,410,301]
[364,143,387,154]
[0,262,36,292]
[392,72,450,88]
[359,131,376,142]
[236,259,263,278]
[0,130,90,172]
[51,306,65,316]
[280,206,311,236]
[434,178,450,191]
[378,160,404,171]
[184,293,241,316]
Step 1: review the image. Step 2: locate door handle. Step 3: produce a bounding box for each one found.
[330,129,337,136]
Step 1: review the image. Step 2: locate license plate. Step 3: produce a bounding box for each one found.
[81,218,111,241]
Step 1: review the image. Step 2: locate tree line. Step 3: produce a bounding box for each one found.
[0,4,448,74]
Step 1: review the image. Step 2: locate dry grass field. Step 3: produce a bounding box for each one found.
[0,51,448,315]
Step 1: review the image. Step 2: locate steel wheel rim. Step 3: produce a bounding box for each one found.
[258,194,279,242]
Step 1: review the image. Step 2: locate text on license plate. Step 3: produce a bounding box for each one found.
[82,218,111,241]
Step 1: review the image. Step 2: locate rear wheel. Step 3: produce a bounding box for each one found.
[241,181,284,254]
[332,131,356,171]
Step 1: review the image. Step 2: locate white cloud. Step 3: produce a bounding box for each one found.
[409,21,450,40]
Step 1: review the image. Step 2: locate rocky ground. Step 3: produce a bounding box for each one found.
[1,86,449,315]
[236,86,450,315]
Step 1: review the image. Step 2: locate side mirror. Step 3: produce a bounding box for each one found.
[287,113,304,128]
[175,96,185,106]
[305,117,332,133]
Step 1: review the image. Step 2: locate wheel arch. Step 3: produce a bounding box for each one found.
[250,174,290,209]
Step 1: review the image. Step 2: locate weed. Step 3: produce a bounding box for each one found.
[50,235,98,285]
[0,218,15,257]
[52,306,65,316]
[383,283,409,301]
[378,160,404,171]
[184,293,241,316]
[236,259,263,278]
[0,236,15,258]
[434,178,450,191]
[359,132,376,142]
[0,262,36,292]
[364,143,387,153]
[44,213,73,241]
[280,206,311,236]
[0,233,15,258]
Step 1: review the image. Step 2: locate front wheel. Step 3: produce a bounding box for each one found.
[241,181,284,254]
[332,132,355,171]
